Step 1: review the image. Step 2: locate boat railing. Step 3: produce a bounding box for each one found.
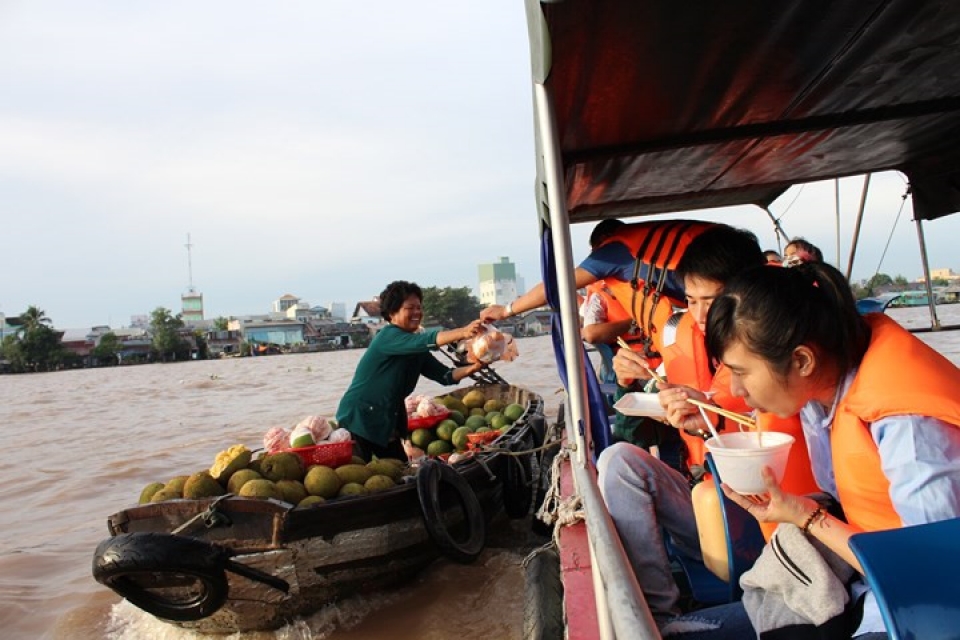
[532,72,661,638]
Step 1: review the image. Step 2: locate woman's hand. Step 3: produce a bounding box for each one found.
[460,319,483,341]
[657,384,714,434]
[612,347,652,387]
[721,465,819,527]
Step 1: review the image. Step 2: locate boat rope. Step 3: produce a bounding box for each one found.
[872,185,911,280]
[533,444,584,546]
[171,494,233,535]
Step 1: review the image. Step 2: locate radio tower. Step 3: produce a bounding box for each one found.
[185,233,196,293]
[181,233,204,322]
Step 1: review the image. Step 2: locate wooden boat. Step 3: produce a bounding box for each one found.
[91,382,544,634]
[520,1,960,638]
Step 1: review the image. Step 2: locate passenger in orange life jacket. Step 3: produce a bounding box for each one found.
[613,226,818,495]
[480,218,717,362]
[675,261,960,638]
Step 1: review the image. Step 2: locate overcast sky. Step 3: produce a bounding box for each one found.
[3,2,959,329]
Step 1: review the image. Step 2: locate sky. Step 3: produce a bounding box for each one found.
[3,2,959,329]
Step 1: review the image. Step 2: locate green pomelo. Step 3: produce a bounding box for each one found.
[276,479,309,505]
[449,410,466,426]
[475,426,492,434]
[436,420,458,441]
[452,426,472,451]
[483,398,504,413]
[238,479,283,500]
[227,469,262,494]
[260,452,304,482]
[409,428,435,449]
[503,403,525,422]
[465,415,487,431]
[183,472,226,499]
[427,439,454,457]
[138,482,166,505]
[351,455,366,465]
[447,399,468,416]
[291,433,315,448]
[484,411,503,425]
[338,482,369,497]
[469,407,486,417]
[297,495,326,508]
[364,474,397,492]
[462,389,487,409]
[304,465,342,498]
[366,459,403,482]
[335,463,373,486]
[489,414,509,430]
[164,475,189,497]
[150,489,181,503]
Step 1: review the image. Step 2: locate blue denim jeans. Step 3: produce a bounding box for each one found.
[597,441,701,621]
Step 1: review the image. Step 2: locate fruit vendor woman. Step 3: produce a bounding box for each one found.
[336,280,485,461]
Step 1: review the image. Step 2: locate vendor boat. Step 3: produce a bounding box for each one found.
[91,380,544,634]
[519,1,960,638]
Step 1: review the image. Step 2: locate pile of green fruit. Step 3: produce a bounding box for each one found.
[410,389,526,457]
[137,444,408,509]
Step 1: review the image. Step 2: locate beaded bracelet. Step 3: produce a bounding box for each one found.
[801,506,825,534]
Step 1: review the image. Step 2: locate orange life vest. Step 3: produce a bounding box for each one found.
[832,313,960,532]
[663,312,818,498]
[598,220,716,358]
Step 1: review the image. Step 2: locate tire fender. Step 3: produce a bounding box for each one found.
[92,532,230,622]
[416,458,486,563]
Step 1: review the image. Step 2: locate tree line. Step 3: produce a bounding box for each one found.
[1,287,486,374]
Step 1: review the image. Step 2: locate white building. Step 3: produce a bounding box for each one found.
[478,257,520,306]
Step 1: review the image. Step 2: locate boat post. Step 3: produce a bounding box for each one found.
[914,217,942,331]
[533,78,661,640]
[845,174,871,281]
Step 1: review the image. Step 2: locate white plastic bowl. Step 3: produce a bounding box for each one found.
[704,431,794,495]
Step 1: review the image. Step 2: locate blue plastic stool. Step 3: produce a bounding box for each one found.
[849,517,960,640]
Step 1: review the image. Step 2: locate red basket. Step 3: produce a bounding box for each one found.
[285,440,354,468]
[407,409,451,432]
[466,430,500,451]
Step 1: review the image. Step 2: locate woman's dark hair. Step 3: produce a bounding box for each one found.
[675,224,765,285]
[706,262,870,379]
[379,280,422,321]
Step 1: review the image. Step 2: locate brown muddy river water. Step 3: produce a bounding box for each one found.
[3,306,959,640]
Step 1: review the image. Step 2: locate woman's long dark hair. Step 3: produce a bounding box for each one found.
[706,262,870,379]
[379,280,422,321]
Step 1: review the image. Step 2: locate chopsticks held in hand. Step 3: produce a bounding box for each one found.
[616,337,666,384]
[685,397,757,429]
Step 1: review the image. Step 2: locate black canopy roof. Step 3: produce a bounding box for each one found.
[526,0,960,223]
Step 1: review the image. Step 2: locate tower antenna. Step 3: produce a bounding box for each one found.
[185,233,195,293]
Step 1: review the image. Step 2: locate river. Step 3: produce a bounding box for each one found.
[2,305,960,640]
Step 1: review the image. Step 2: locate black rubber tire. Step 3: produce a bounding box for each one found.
[416,458,486,564]
[503,439,534,519]
[523,546,564,640]
[92,532,230,622]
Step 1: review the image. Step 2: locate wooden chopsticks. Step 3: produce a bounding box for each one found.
[616,337,666,384]
[685,397,757,429]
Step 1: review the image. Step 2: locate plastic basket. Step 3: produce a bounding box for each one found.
[466,430,500,451]
[407,409,451,432]
[285,440,354,468]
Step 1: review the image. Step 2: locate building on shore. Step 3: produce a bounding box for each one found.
[478,256,522,307]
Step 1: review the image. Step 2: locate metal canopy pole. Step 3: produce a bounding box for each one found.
[761,206,790,248]
[534,81,660,640]
[915,218,942,331]
[845,174,872,280]
[835,179,842,266]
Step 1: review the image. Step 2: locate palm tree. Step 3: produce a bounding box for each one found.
[18,305,51,333]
